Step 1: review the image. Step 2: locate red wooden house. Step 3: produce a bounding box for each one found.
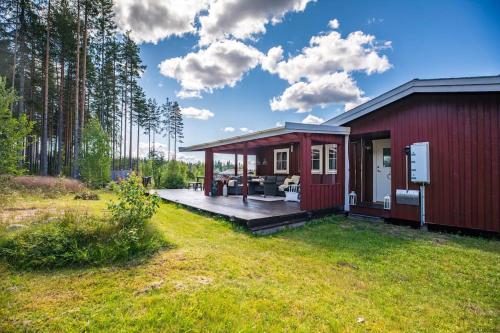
[179,76,500,233]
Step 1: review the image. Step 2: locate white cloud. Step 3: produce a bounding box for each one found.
[276,121,284,127]
[240,127,254,133]
[263,20,391,112]
[138,142,201,163]
[270,72,366,112]
[181,106,214,120]
[223,127,235,132]
[301,114,324,124]
[159,40,263,98]
[198,0,316,45]
[263,29,392,83]
[344,96,370,111]
[114,0,209,44]
[328,18,339,29]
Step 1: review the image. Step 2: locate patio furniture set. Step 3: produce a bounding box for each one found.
[225,175,300,201]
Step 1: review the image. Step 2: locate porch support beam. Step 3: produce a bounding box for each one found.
[234,154,238,176]
[299,133,312,211]
[243,143,248,202]
[204,148,213,196]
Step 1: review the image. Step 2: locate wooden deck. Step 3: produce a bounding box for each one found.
[154,189,309,231]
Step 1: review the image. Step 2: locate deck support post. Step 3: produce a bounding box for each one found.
[234,154,238,176]
[204,148,213,196]
[243,143,248,202]
[299,133,312,211]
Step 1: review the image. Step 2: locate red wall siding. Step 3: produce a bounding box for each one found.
[300,134,345,211]
[347,93,500,232]
[256,143,300,176]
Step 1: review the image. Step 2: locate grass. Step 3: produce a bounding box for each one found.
[0,193,499,332]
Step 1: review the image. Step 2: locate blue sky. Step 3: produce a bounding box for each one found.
[117,0,500,161]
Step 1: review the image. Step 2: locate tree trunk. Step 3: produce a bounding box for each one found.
[123,57,128,170]
[72,0,81,178]
[40,0,51,176]
[79,6,88,141]
[136,117,140,173]
[112,52,116,171]
[128,76,133,170]
[56,58,65,175]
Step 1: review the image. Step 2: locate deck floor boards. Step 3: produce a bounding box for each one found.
[154,189,305,225]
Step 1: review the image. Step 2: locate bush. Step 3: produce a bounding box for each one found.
[74,191,99,200]
[108,174,160,228]
[161,160,187,189]
[0,213,165,269]
[0,175,165,269]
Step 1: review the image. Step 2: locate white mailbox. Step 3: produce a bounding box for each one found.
[410,142,430,184]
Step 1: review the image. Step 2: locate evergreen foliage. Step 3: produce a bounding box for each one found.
[0,77,33,174]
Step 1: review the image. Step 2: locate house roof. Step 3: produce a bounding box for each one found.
[179,122,350,152]
[324,75,500,126]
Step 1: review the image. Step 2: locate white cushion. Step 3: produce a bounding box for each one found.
[291,175,300,184]
[228,180,236,187]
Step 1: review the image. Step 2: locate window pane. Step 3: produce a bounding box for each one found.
[312,150,320,160]
[312,160,320,170]
[383,148,391,167]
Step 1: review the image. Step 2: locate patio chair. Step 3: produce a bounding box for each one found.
[227,178,243,195]
[263,176,278,196]
[284,184,300,202]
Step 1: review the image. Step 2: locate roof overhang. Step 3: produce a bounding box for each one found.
[325,75,500,126]
[179,122,350,152]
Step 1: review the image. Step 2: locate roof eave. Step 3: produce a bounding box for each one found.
[179,122,350,152]
[325,75,500,126]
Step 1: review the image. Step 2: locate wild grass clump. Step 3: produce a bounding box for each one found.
[0,175,87,204]
[0,175,166,269]
[74,191,100,200]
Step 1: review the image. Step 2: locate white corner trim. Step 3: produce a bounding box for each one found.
[344,135,350,212]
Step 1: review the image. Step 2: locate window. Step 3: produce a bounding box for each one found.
[383,148,391,167]
[311,145,323,174]
[274,148,289,174]
[325,144,338,174]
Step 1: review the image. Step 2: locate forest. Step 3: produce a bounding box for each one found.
[0,0,194,186]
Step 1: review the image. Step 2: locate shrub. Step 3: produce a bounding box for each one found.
[108,174,160,229]
[0,175,165,270]
[74,191,99,200]
[0,212,165,269]
[161,160,187,189]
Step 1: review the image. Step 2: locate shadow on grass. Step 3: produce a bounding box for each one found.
[276,215,500,258]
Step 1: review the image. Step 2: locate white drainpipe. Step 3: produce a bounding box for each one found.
[344,134,350,212]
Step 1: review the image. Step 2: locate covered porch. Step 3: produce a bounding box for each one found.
[180,122,350,213]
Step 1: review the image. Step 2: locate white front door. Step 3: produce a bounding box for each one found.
[372,139,391,202]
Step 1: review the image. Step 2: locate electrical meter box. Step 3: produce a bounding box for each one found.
[410,142,430,183]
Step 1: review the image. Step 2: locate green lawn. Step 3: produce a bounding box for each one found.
[1,194,499,332]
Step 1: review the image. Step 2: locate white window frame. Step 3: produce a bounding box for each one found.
[311,145,323,174]
[273,148,290,174]
[325,144,338,174]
